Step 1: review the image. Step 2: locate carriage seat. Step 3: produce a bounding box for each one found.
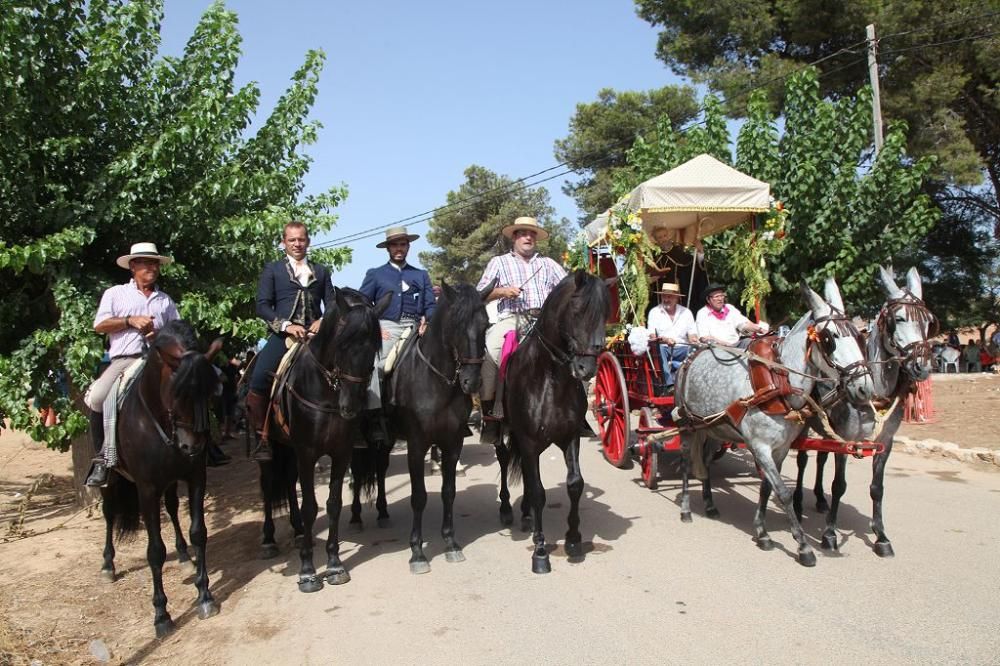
[724,336,796,426]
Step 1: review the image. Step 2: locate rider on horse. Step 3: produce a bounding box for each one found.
[358,225,437,443]
[476,216,566,445]
[85,242,179,487]
[246,220,336,461]
[695,282,769,348]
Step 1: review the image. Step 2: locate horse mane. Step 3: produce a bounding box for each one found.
[430,283,482,336]
[330,287,381,353]
[154,320,216,433]
[540,270,610,336]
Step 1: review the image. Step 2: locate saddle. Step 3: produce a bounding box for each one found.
[724,336,797,427]
[100,358,147,469]
[383,324,417,375]
[266,342,307,439]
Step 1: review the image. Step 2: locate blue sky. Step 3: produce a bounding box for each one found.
[160,1,686,287]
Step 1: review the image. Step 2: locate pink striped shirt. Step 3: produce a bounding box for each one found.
[477,252,567,316]
[94,280,179,358]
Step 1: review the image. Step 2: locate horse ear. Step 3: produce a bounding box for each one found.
[334,286,350,313]
[204,337,224,361]
[479,277,498,302]
[905,266,923,300]
[441,280,457,301]
[823,277,846,313]
[800,281,830,318]
[878,266,903,299]
[374,292,393,318]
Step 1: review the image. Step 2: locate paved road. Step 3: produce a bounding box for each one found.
[160,433,1000,665]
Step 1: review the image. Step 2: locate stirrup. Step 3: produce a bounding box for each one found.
[252,438,273,462]
[85,459,109,488]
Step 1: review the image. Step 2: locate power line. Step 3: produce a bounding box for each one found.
[876,8,1000,44]
[880,30,1000,57]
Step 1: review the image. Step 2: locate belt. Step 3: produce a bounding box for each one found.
[111,353,142,360]
[399,314,421,322]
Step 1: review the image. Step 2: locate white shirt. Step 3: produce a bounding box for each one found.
[288,256,313,287]
[647,304,696,343]
[696,304,750,346]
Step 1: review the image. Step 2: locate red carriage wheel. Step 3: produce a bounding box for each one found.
[593,352,632,469]
[637,410,658,490]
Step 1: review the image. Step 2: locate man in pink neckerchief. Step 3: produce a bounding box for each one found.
[695,283,769,348]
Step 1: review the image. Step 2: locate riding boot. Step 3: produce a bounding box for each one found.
[480,400,500,445]
[246,390,272,462]
[85,411,109,488]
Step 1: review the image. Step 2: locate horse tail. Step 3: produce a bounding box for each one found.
[351,443,379,500]
[507,431,524,486]
[103,477,141,542]
[260,442,296,515]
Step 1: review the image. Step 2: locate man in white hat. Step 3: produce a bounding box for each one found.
[358,226,437,444]
[85,242,179,486]
[476,216,566,444]
[646,282,697,393]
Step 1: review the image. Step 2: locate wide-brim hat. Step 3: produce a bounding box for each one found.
[703,282,727,301]
[655,282,684,297]
[376,226,420,248]
[501,216,550,241]
[116,242,173,269]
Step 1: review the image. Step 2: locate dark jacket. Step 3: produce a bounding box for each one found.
[359,262,436,322]
[256,257,335,334]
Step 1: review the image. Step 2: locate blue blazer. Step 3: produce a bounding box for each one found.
[359,262,436,322]
[256,257,335,334]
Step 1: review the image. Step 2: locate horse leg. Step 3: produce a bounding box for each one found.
[258,462,279,559]
[813,450,830,513]
[99,486,117,582]
[702,469,719,519]
[375,442,391,527]
[793,450,808,521]
[295,456,323,593]
[521,450,550,574]
[407,442,431,574]
[494,442,513,526]
[563,438,585,560]
[164,483,193,572]
[285,456,304,548]
[324,464,350,585]
[752,443,816,567]
[187,472,218,619]
[439,440,466,563]
[753,475,774,551]
[349,451,364,531]
[139,488,174,637]
[679,432,702,523]
[870,439,895,557]
[821,453,847,551]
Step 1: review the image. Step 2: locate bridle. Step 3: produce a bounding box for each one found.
[877,289,937,363]
[141,350,206,452]
[300,338,370,391]
[416,337,484,386]
[808,310,871,404]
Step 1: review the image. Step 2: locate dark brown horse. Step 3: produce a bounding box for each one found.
[98,320,220,637]
[498,271,610,573]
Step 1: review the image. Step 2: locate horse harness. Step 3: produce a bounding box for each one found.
[415,337,485,386]
[877,289,937,365]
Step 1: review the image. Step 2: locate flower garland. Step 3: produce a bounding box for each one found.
[728,197,790,312]
[606,205,658,325]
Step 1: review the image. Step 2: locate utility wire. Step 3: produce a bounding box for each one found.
[880,30,1000,57]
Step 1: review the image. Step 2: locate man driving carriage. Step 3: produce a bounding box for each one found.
[476,216,566,445]
[85,242,179,487]
[246,221,336,462]
[695,282,769,347]
[646,282,696,393]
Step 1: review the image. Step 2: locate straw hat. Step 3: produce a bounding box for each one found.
[501,216,549,241]
[376,226,420,248]
[116,242,173,269]
[655,282,684,297]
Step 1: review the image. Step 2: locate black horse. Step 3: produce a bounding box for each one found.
[386,279,494,573]
[260,287,390,593]
[498,270,610,573]
[97,320,220,637]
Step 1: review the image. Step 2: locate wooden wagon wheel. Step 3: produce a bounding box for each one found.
[593,351,632,469]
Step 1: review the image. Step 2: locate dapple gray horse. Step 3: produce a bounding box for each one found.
[795,266,935,556]
[675,279,874,567]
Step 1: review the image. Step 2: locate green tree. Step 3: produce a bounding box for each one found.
[0,0,350,449]
[420,165,572,284]
[553,86,701,219]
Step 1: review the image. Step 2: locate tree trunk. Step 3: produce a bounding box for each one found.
[70,433,98,508]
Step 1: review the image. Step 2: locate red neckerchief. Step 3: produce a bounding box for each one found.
[708,305,729,320]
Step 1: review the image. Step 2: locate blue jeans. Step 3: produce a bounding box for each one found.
[657,343,690,390]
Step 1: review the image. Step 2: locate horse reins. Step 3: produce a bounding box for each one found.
[415,337,484,387]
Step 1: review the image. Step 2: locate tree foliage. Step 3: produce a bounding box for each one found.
[0,0,350,447]
[553,86,700,220]
[419,165,572,284]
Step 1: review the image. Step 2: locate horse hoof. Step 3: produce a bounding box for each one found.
[680,511,693,523]
[520,516,532,533]
[499,507,513,526]
[154,617,175,639]
[259,544,280,560]
[531,553,551,574]
[197,600,219,620]
[444,549,466,564]
[565,541,584,560]
[298,575,324,593]
[820,534,839,551]
[409,560,431,575]
[815,499,830,514]
[325,568,351,585]
[705,507,720,519]
[99,567,116,583]
[798,550,817,567]
[377,517,391,529]
[179,558,197,574]
[756,537,774,551]
[873,541,895,558]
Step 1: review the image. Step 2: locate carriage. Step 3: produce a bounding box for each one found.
[585,155,885,491]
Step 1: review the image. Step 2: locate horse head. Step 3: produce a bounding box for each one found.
[538,270,611,381]
[876,266,935,381]
[312,287,391,420]
[801,279,874,406]
[152,321,219,457]
[434,278,495,395]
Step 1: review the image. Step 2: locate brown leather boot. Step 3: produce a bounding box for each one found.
[479,400,500,445]
[246,390,272,462]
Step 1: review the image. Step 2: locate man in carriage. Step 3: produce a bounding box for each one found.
[246,220,336,462]
[647,226,708,312]
[646,282,697,394]
[476,216,566,445]
[694,282,769,348]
